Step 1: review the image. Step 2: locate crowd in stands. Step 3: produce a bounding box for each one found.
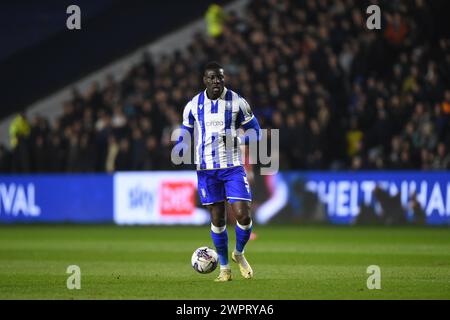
[1,0,449,173]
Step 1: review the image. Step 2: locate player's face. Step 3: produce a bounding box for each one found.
[203,68,225,100]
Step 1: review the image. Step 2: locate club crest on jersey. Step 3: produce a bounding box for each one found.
[225,101,232,110]
[199,104,203,110]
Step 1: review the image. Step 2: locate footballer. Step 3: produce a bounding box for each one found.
[176,62,261,281]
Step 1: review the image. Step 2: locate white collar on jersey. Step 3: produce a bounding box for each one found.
[204,87,228,101]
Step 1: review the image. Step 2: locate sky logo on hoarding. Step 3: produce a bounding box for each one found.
[128,185,153,212]
[0,183,41,216]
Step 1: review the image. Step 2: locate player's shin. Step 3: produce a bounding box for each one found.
[235,220,252,254]
[210,224,229,269]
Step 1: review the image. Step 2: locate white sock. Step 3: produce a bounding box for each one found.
[220,264,230,270]
[211,223,226,233]
[236,220,253,231]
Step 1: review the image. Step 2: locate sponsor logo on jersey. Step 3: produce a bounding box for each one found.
[205,120,224,126]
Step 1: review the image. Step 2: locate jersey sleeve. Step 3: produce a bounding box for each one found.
[182,100,195,128]
[237,96,255,126]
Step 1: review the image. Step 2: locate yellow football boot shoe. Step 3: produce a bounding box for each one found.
[214,268,232,282]
[232,251,253,279]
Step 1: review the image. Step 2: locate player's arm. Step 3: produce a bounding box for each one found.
[175,100,195,155]
[237,97,261,145]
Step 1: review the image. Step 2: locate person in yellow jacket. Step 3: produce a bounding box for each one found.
[205,4,227,38]
[9,112,30,149]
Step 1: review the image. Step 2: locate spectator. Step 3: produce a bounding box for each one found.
[131,127,145,170]
[0,144,11,172]
[33,135,48,172]
[142,135,164,170]
[384,13,409,46]
[114,138,132,171]
[346,117,363,159]
[48,135,67,172]
[67,135,80,172]
[205,4,227,38]
[78,133,96,172]
[432,143,450,169]
[9,112,30,150]
[105,135,119,173]
[1,0,449,173]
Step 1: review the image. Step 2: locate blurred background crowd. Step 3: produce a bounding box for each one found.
[1,0,449,173]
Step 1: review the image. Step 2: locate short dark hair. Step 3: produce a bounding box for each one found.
[204,61,223,73]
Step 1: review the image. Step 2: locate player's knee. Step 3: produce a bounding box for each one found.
[234,203,252,225]
[236,215,251,226]
[207,203,226,227]
[211,215,226,227]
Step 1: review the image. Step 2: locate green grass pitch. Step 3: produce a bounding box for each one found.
[0,225,449,299]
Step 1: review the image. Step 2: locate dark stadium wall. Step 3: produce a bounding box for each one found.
[0,0,118,61]
[0,0,232,120]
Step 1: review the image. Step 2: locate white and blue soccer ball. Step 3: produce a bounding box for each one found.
[191,246,218,274]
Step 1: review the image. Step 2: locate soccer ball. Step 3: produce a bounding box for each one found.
[191,247,218,274]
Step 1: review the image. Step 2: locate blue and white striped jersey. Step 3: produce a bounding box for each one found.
[182,87,254,170]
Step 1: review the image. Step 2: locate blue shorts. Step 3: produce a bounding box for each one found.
[197,166,252,205]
